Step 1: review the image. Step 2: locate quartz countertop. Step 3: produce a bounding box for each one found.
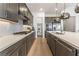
[0,31,34,52]
[48,31,79,50]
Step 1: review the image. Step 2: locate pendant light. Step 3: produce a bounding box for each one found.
[60,3,70,19]
[75,4,79,13]
[55,3,60,22]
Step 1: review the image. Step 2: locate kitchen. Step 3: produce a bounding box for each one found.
[0,3,79,56]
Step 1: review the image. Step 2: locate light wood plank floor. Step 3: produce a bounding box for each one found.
[27,37,52,56]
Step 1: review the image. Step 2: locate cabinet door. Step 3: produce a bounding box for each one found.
[0,3,3,18]
[28,16,33,25]
[50,38,55,55]
[46,33,55,55]
[56,40,76,56]
[2,4,7,18]
[26,33,35,55]
[26,36,31,53]
[18,43,26,56]
[19,3,28,16]
[11,51,18,56]
[6,3,18,22]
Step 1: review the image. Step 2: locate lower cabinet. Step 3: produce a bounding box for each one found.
[55,39,76,56]
[10,43,26,56]
[11,50,18,56]
[51,38,55,55]
[46,32,76,56]
[17,43,26,56]
[0,32,35,56]
[46,33,55,55]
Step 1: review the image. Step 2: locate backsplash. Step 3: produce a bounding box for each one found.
[0,19,23,36]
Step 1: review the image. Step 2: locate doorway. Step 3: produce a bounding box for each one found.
[37,23,43,37]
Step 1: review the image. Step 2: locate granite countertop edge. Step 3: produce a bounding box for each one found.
[0,31,34,52]
[47,31,79,50]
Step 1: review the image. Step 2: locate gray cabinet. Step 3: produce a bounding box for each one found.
[56,39,76,56]
[17,43,26,56]
[11,50,18,56]
[0,32,35,56]
[0,3,33,23]
[0,4,7,18]
[6,3,18,22]
[2,4,7,18]
[0,3,33,24]
[19,3,28,17]
[26,32,35,55]
[50,37,55,55]
[27,10,33,25]
[46,32,76,56]
[0,3,18,22]
[19,3,33,25]
[46,32,55,55]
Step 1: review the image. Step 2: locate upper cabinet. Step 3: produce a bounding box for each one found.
[19,3,33,25]
[6,3,19,22]
[0,3,18,22]
[0,4,7,19]
[19,3,28,18]
[0,3,33,23]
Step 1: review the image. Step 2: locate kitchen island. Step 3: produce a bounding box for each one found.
[0,31,35,56]
[46,31,79,56]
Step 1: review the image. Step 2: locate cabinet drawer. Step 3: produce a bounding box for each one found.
[0,32,35,56]
[0,38,25,56]
[56,39,76,56]
[11,50,18,56]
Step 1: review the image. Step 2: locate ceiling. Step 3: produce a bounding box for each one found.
[26,3,76,17]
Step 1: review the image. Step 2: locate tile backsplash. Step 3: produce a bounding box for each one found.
[0,19,23,36]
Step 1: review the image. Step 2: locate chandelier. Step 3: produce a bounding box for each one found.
[60,3,70,19]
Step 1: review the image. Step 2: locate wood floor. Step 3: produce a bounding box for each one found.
[27,37,52,56]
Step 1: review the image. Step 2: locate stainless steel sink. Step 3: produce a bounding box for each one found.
[54,32,65,35]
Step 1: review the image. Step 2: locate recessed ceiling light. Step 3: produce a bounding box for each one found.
[55,8,58,11]
[77,4,79,6]
[39,8,43,11]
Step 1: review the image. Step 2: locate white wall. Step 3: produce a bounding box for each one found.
[0,19,23,36]
[33,12,45,38]
[10,19,23,33]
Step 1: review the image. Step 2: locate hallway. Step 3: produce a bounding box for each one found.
[27,37,52,56]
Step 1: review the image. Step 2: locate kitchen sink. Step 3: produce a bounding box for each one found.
[53,31,65,35]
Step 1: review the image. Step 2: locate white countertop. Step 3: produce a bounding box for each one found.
[0,31,34,52]
[48,31,79,50]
